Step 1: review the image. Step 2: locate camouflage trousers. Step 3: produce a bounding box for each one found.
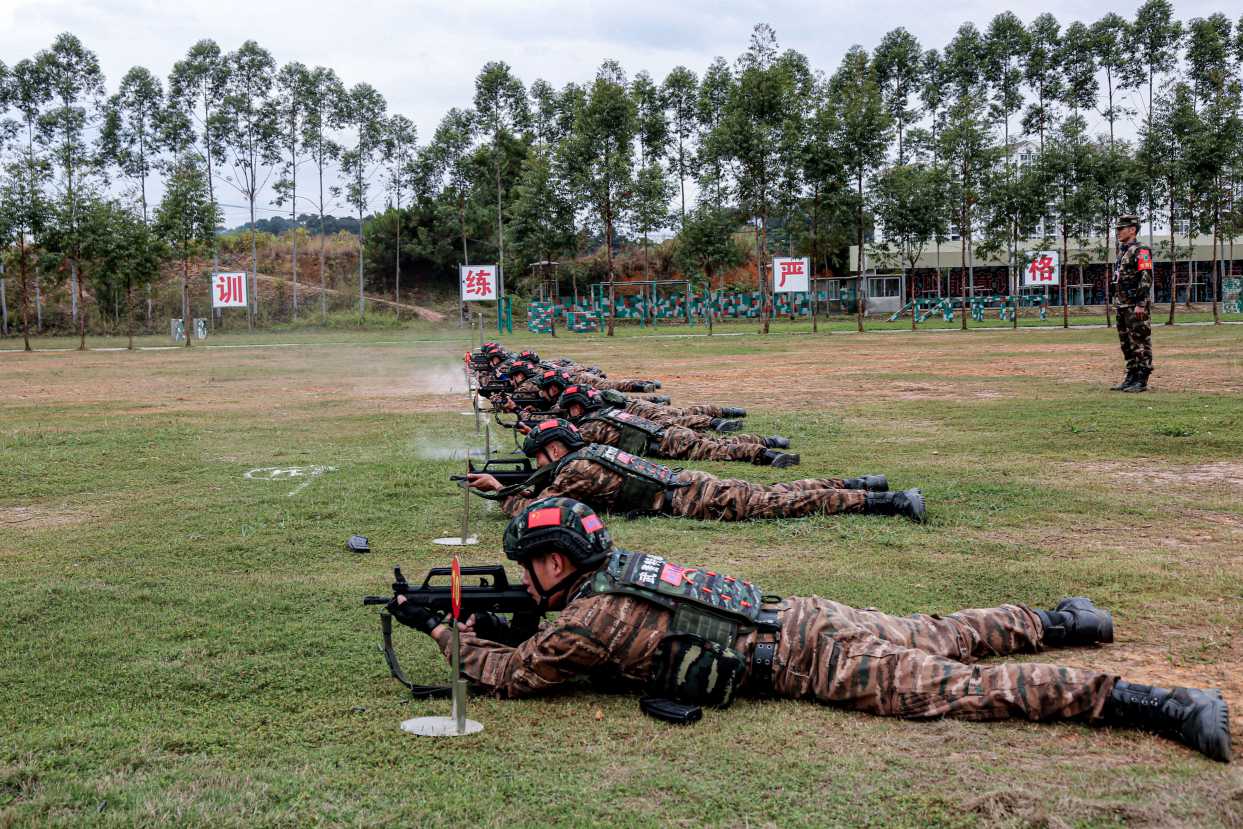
[758,597,1115,721]
[1115,305,1153,374]
[667,471,865,520]
[657,426,767,464]
[592,378,654,392]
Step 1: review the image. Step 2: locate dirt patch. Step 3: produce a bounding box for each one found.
[0,505,94,529]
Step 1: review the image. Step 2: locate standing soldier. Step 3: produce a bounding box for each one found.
[1111,214,1154,393]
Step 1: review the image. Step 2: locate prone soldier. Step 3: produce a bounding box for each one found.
[535,369,743,423]
[464,418,922,522]
[1111,214,1155,392]
[556,385,796,467]
[384,498,1230,763]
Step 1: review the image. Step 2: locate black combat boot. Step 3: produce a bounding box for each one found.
[841,475,888,492]
[759,449,800,468]
[651,395,671,404]
[719,407,748,418]
[1036,597,1114,646]
[1111,370,1136,391]
[762,435,790,448]
[1122,368,1150,393]
[1105,681,1231,762]
[710,418,744,432]
[649,381,663,390]
[863,489,926,523]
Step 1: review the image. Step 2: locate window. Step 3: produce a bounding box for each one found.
[869,277,901,297]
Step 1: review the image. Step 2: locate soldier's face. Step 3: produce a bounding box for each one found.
[1118,225,1136,245]
[521,552,573,609]
[568,403,584,419]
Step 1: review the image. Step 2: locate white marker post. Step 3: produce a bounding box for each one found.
[400,554,483,737]
[434,454,478,546]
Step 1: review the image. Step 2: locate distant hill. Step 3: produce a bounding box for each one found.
[225,213,361,236]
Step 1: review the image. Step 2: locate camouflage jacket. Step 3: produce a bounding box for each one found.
[1114,241,1153,306]
[500,458,636,517]
[434,567,770,699]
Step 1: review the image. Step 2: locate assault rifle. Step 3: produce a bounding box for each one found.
[364,565,543,697]
[449,455,538,496]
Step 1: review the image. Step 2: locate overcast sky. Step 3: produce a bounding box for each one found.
[2,0,1230,226]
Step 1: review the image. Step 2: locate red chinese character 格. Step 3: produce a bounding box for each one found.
[1027,255,1055,282]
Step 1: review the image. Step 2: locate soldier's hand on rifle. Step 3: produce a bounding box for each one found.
[1133,305,1149,320]
[516,422,533,435]
[387,595,444,635]
[466,472,503,492]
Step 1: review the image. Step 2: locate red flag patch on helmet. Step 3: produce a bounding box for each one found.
[538,419,560,430]
[543,370,557,379]
[581,514,604,533]
[527,507,562,529]
[1137,249,1152,271]
[565,385,580,394]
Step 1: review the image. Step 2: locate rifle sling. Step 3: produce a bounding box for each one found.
[380,612,451,699]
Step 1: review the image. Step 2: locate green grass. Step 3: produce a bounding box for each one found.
[2,324,1242,827]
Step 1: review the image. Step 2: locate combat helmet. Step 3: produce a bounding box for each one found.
[535,368,575,395]
[557,385,606,419]
[503,497,612,568]
[522,417,586,458]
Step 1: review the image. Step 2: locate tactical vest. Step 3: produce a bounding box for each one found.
[580,548,772,708]
[598,388,630,408]
[580,408,666,455]
[556,444,686,514]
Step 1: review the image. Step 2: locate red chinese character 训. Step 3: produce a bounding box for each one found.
[216,274,244,304]
[465,270,493,297]
[1027,255,1055,282]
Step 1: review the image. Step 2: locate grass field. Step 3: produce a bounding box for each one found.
[2,321,1242,827]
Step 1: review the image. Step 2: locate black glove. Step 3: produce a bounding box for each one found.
[468,611,512,642]
[386,598,443,635]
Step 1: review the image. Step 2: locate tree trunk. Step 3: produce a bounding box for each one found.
[959,219,968,331]
[1212,215,1220,324]
[1062,227,1069,329]
[19,238,31,352]
[605,205,615,338]
[856,172,865,333]
[248,199,257,330]
[126,280,134,351]
[495,144,505,302]
[394,199,402,320]
[77,261,86,351]
[358,204,365,320]
[35,280,42,331]
[183,253,192,348]
[1166,194,1177,325]
[0,265,8,336]
[319,167,328,322]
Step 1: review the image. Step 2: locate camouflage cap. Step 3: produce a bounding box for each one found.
[1116,214,1141,230]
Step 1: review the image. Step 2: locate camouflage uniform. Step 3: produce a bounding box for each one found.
[570,369,655,393]
[622,398,758,438]
[1114,239,1154,376]
[439,566,1114,722]
[500,450,864,520]
[574,418,769,464]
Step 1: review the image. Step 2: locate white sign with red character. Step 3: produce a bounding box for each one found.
[772,257,810,294]
[460,265,498,302]
[212,272,248,308]
[1022,251,1061,287]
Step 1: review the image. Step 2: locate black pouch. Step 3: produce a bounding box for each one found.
[650,633,746,709]
[640,696,703,725]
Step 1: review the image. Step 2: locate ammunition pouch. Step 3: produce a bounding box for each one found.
[649,633,747,708]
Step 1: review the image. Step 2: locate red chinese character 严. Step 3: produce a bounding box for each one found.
[777,260,804,288]
[465,270,493,297]
[1027,255,1055,282]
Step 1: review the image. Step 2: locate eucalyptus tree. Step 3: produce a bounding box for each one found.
[632,70,672,277]
[696,57,734,208]
[7,59,51,333]
[1125,0,1183,250]
[802,76,850,287]
[662,66,698,227]
[919,48,952,294]
[337,82,387,318]
[0,153,49,350]
[984,12,1028,296]
[423,107,476,269]
[37,32,105,343]
[1022,13,1063,154]
[301,66,344,320]
[0,60,10,335]
[872,162,945,314]
[1091,12,1132,322]
[873,28,923,165]
[509,149,576,284]
[1146,83,1195,324]
[382,114,418,309]
[155,156,219,346]
[827,45,892,332]
[220,40,279,325]
[1044,116,1101,326]
[473,62,528,297]
[100,67,164,222]
[168,40,229,287]
[80,197,162,349]
[559,60,636,336]
[529,79,559,149]
[273,61,311,316]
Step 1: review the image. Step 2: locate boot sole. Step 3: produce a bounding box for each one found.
[771,454,800,468]
[1190,690,1232,763]
[902,489,927,523]
[715,421,743,432]
[1055,597,1115,644]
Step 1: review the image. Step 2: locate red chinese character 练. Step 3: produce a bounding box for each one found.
[465,270,493,297]
[1027,255,1055,282]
